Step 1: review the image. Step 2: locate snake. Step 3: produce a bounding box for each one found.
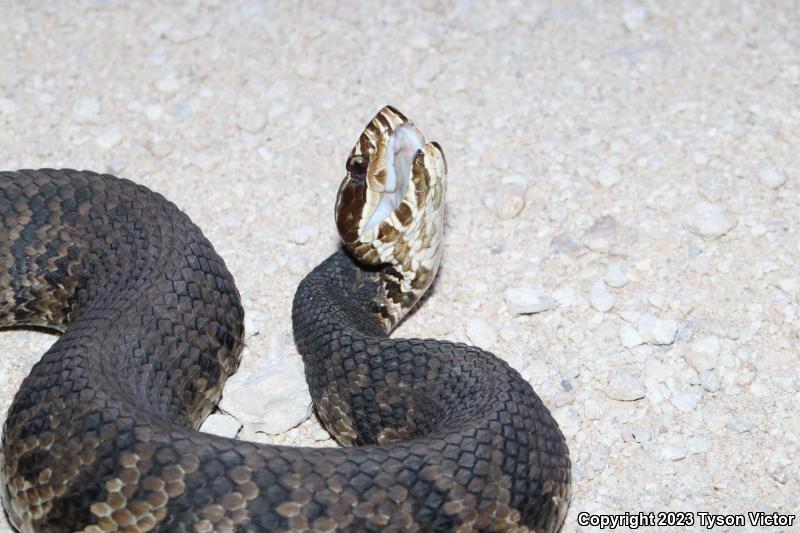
[0,106,570,532]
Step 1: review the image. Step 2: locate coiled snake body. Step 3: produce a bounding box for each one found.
[0,107,570,532]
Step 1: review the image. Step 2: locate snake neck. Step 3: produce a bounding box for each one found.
[292,248,387,341]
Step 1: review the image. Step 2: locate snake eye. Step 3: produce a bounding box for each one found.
[346,154,369,175]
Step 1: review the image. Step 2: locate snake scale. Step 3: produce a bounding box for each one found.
[0,107,570,532]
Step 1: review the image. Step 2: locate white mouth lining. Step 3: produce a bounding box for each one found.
[361,124,424,235]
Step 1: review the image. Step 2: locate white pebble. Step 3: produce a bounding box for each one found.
[482,183,526,220]
[499,327,518,342]
[735,362,757,386]
[237,111,269,133]
[144,140,174,158]
[504,287,554,314]
[553,286,577,307]
[411,55,442,89]
[219,360,312,434]
[295,59,318,79]
[592,163,621,188]
[622,5,647,31]
[589,282,616,312]
[156,77,181,93]
[72,96,103,124]
[758,165,786,189]
[243,309,267,337]
[145,104,163,121]
[726,416,752,433]
[670,389,702,412]
[605,371,646,401]
[687,436,711,454]
[0,97,18,115]
[631,428,651,443]
[699,370,721,392]
[637,314,678,345]
[683,201,737,240]
[95,128,123,149]
[605,263,629,288]
[619,324,644,348]
[685,335,720,371]
[586,236,610,253]
[199,413,242,438]
[289,225,317,245]
[267,332,284,359]
[778,277,798,295]
[583,399,604,420]
[647,292,665,309]
[466,317,497,348]
[661,443,687,461]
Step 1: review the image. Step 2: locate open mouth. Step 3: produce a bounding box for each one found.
[361,124,425,235]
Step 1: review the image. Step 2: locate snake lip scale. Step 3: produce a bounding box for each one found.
[0,106,570,532]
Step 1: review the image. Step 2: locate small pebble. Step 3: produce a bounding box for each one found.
[671,389,702,412]
[243,309,267,337]
[199,413,242,438]
[466,317,497,348]
[289,225,317,245]
[499,326,518,342]
[72,96,103,124]
[735,362,757,386]
[699,370,721,392]
[637,314,678,345]
[504,287,554,314]
[219,359,312,434]
[482,182,526,220]
[631,428,651,443]
[619,324,644,348]
[0,97,18,115]
[287,256,308,276]
[592,163,621,188]
[765,459,788,484]
[605,371,646,401]
[95,128,123,149]
[583,399,604,420]
[553,286,577,307]
[726,416,752,433]
[683,201,737,240]
[622,5,647,31]
[687,436,711,454]
[589,281,616,312]
[586,236,610,253]
[411,55,442,89]
[144,140,174,158]
[267,332,284,359]
[604,263,629,288]
[685,335,720,371]
[661,443,687,461]
[237,111,269,133]
[295,59,318,79]
[145,104,163,121]
[758,165,786,189]
[156,77,181,93]
[647,292,665,309]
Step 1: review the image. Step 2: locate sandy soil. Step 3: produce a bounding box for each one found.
[1,1,798,531]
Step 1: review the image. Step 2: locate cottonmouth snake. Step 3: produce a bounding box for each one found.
[0,106,570,532]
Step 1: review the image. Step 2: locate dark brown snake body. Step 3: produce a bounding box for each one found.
[0,111,570,532]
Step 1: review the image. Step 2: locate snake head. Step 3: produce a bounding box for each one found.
[335,105,447,328]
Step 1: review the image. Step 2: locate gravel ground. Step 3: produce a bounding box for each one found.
[1,1,798,531]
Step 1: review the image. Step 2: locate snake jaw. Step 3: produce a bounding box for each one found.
[335,106,447,329]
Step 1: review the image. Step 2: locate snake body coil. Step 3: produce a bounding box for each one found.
[0,107,570,532]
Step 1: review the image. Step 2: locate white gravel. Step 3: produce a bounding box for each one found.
[504,286,555,314]
[1,2,798,531]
